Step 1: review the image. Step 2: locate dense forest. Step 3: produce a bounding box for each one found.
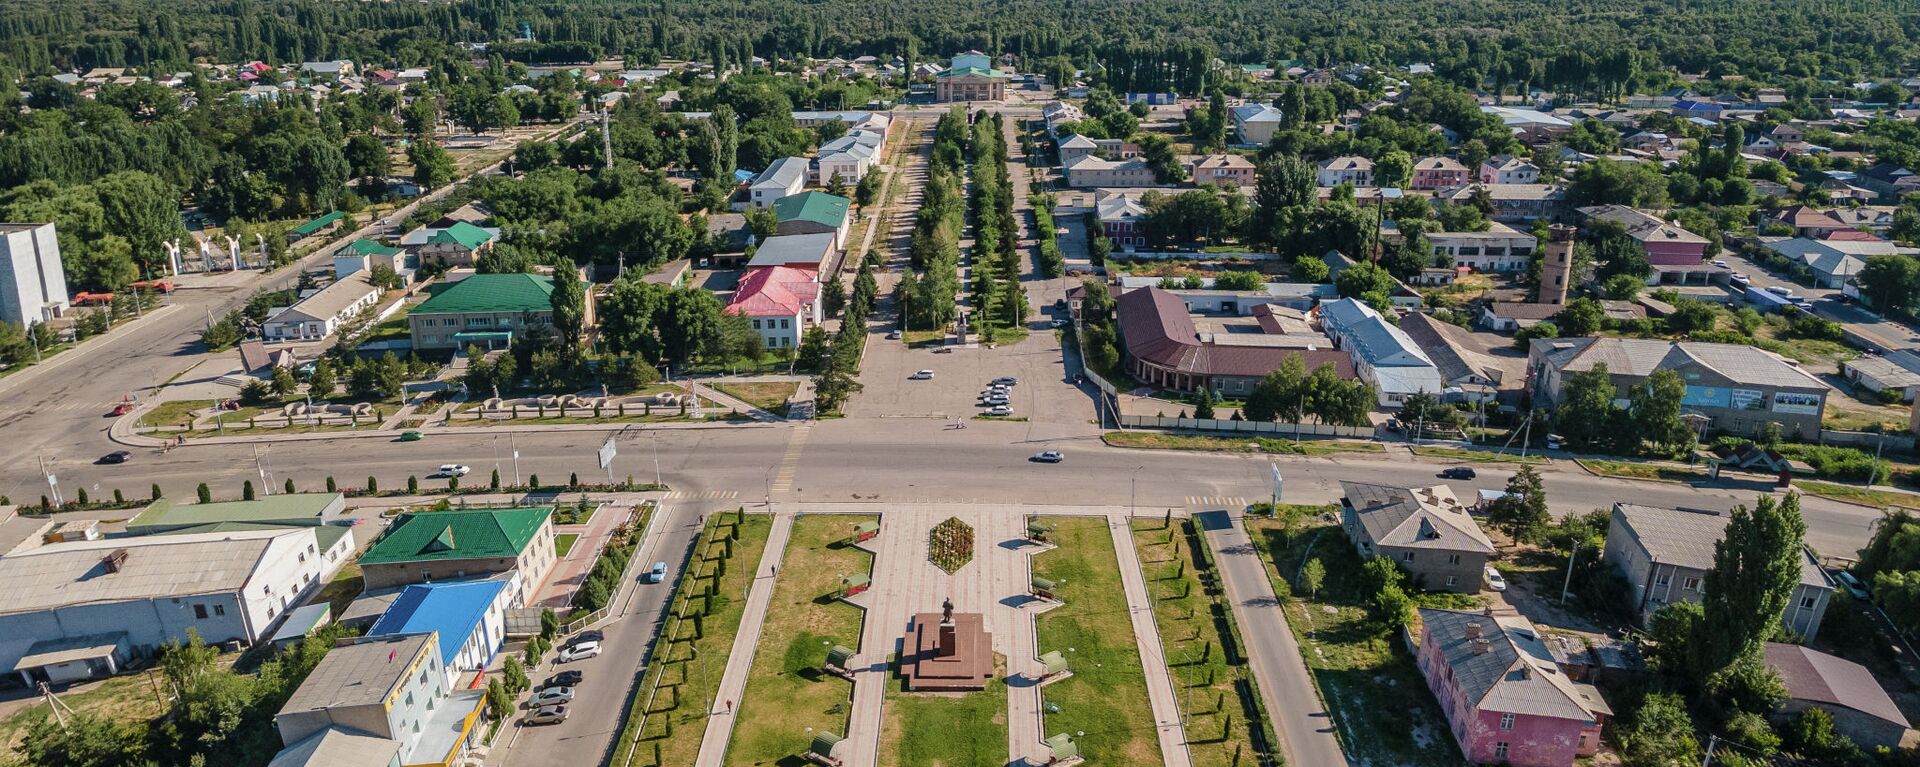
[4,0,1919,92]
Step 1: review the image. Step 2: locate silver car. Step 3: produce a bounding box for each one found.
[526,704,569,725]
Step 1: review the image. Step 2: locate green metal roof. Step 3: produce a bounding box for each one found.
[1040,650,1068,674]
[345,239,402,257]
[1032,576,1058,590]
[843,573,870,588]
[852,521,879,534]
[1044,734,1078,759]
[292,210,346,236]
[773,192,851,229]
[809,733,843,756]
[936,66,1009,79]
[412,273,554,315]
[127,493,343,534]
[427,221,496,250]
[827,645,855,666]
[359,507,552,565]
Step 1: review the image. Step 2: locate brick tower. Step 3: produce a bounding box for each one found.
[1537,224,1576,305]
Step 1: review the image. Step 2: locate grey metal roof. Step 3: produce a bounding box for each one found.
[1419,608,1599,720]
[1342,481,1494,553]
[747,233,835,268]
[1552,337,1825,390]
[1611,504,1827,588]
[751,157,810,190]
[1401,312,1517,387]
[267,726,403,767]
[1843,352,1920,389]
[1765,643,1909,727]
[0,529,305,615]
[279,633,436,714]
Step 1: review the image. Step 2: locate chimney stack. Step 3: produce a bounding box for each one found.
[1465,622,1483,639]
[1537,224,1576,306]
[1472,638,1491,655]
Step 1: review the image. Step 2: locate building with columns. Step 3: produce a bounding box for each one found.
[934,52,1008,102]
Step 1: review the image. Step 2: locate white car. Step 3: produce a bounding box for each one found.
[437,464,471,478]
[1712,259,1729,268]
[532,686,576,705]
[985,405,1014,416]
[1485,567,1507,592]
[909,370,935,380]
[982,395,1010,406]
[559,641,602,663]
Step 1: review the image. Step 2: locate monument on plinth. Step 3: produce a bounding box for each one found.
[901,598,992,691]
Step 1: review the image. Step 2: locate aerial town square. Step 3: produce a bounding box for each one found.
[3,3,1920,767]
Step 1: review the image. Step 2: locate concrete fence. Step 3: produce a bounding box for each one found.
[1118,414,1375,438]
[1818,429,1916,452]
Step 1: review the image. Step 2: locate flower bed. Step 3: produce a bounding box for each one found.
[928,516,975,574]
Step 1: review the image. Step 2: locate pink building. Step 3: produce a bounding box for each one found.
[1189,154,1256,186]
[1412,157,1470,190]
[1577,205,1710,265]
[1415,608,1611,767]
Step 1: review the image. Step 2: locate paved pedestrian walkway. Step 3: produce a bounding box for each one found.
[1107,514,1196,767]
[1199,508,1351,767]
[691,510,795,767]
[530,502,630,609]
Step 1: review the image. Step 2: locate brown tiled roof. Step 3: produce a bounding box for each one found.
[1116,287,1354,378]
[1488,302,1564,320]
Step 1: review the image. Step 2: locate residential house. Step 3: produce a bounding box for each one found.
[262,273,382,342]
[270,633,486,767]
[1064,155,1160,188]
[1317,156,1375,188]
[1480,301,1567,332]
[1416,608,1610,767]
[1529,337,1829,439]
[1671,100,1724,121]
[1577,205,1710,264]
[749,157,811,210]
[1411,157,1471,190]
[1857,164,1920,200]
[357,507,557,608]
[1097,195,1149,249]
[1840,350,1920,402]
[1399,312,1522,401]
[1426,223,1537,272]
[1057,134,1101,166]
[333,240,412,283]
[367,580,512,685]
[933,52,1009,102]
[1114,286,1353,397]
[1434,184,1571,224]
[1482,106,1574,143]
[1603,504,1832,640]
[0,529,340,686]
[1339,481,1494,592]
[725,265,820,352]
[298,60,354,78]
[815,130,883,185]
[408,273,588,352]
[747,232,837,272]
[406,221,498,268]
[1478,155,1540,185]
[1761,237,1909,288]
[1770,205,1853,238]
[1230,104,1285,146]
[1188,154,1256,186]
[1764,643,1913,750]
[772,191,853,251]
[1319,297,1444,406]
[0,223,70,327]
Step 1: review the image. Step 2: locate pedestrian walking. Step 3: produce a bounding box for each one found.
[725,699,734,714]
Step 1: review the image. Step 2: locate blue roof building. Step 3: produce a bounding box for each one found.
[369,580,509,683]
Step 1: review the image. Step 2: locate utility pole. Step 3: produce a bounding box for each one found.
[1700,734,1718,766]
[39,456,62,506]
[254,445,271,495]
[510,433,522,486]
[651,430,662,489]
[600,106,613,169]
[1868,432,1886,490]
[1559,539,1581,604]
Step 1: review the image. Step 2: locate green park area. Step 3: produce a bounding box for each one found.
[878,661,1008,767]
[1031,516,1163,765]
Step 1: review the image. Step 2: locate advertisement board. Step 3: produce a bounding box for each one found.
[1772,392,1822,416]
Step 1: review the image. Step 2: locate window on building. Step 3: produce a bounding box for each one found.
[1500,713,1515,730]
[1801,595,1817,609]
[1447,554,1461,565]
[1402,551,1416,563]
[214,604,226,616]
[1445,576,1457,587]
[1494,742,1509,759]
[1655,572,1670,587]
[194,604,208,619]
[1683,577,1700,591]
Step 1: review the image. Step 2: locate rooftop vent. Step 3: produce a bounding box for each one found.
[101,549,129,574]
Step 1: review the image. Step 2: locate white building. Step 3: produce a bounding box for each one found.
[815,130,884,184]
[1319,297,1444,407]
[0,528,340,685]
[271,633,487,767]
[750,157,811,210]
[1425,223,1538,272]
[1230,104,1285,146]
[1317,156,1375,188]
[262,272,383,342]
[1064,155,1160,188]
[0,223,70,328]
[1477,155,1540,184]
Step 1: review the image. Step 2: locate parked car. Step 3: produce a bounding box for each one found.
[532,686,576,705]
[398,431,424,442]
[888,330,903,340]
[991,377,1019,386]
[647,561,669,583]
[526,705,569,725]
[546,670,583,687]
[437,463,471,477]
[1485,567,1507,592]
[1439,467,1476,480]
[559,641,602,662]
[985,405,1014,416]
[97,450,132,465]
[1766,285,1794,296]
[909,370,935,380]
[573,630,604,644]
[1030,450,1065,463]
[981,395,1010,406]
[1544,434,1565,450]
[1712,259,1729,268]
[1835,570,1871,600]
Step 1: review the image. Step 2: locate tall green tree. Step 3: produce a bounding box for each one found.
[1687,493,1808,681]
[547,260,585,352]
[409,139,455,191]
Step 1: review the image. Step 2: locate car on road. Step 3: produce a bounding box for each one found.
[436,464,471,478]
[888,330,902,340]
[985,405,1014,416]
[109,402,134,416]
[398,431,423,442]
[531,686,576,705]
[1030,450,1065,463]
[526,705,569,725]
[1766,285,1795,296]
[1438,467,1476,480]
[545,671,583,687]
[991,377,1019,386]
[1731,273,1750,285]
[1050,319,1068,328]
[1712,259,1728,268]
[647,561,669,583]
[1835,570,1871,600]
[573,630,604,644]
[909,370,935,380]
[1485,567,1507,592]
[558,641,601,663]
[97,450,132,465]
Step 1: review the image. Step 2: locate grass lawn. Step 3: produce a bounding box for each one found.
[1032,517,1163,765]
[554,533,579,558]
[443,412,728,426]
[1578,458,1701,483]
[138,398,212,428]
[1105,431,1384,456]
[982,325,1030,346]
[903,329,950,346]
[1130,520,1266,767]
[0,669,168,762]
[728,515,875,766]
[1796,480,1920,510]
[361,308,411,344]
[879,657,1009,767]
[1409,445,1547,464]
[711,381,799,413]
[1244,519,1468,767]
[612,512,773,767]
[310,561,363,616]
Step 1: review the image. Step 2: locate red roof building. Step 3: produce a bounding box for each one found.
[725,266,821,352]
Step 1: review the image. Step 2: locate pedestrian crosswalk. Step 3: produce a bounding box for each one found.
[770,424,811,495]
[1183,495,1248,510]
[665,490,739,501]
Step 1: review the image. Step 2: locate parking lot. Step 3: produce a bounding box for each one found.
[847,312,1095,425]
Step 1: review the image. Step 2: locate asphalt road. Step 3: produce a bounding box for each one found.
[1719,250,1918,352]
